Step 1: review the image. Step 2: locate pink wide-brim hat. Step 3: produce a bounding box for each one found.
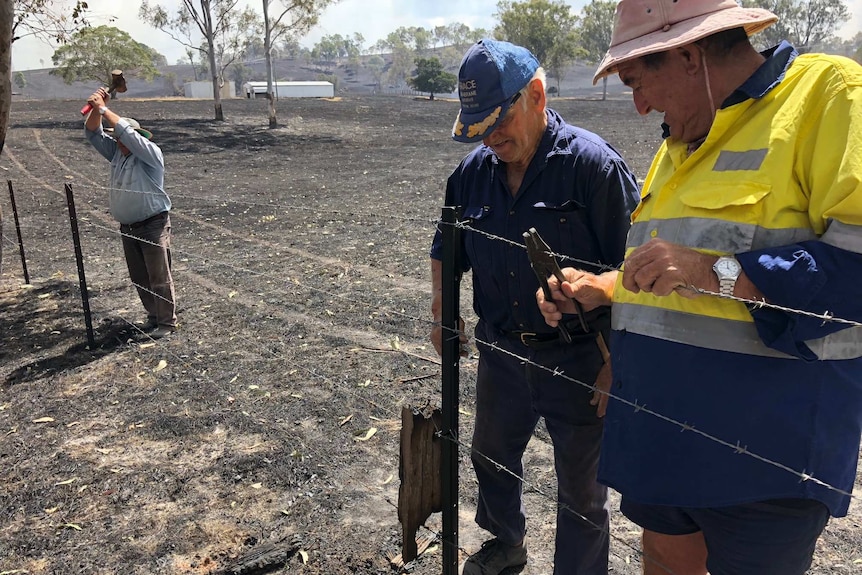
[593,0,777,84]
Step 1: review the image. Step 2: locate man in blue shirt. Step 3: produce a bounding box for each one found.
[84,88,177,339]
[430,39,640,575]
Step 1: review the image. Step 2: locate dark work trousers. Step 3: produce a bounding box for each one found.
[120,212,177,328]
[472,319,609,575]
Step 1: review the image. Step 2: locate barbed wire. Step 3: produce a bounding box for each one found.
[6,192,854,508]
[72,213,862,503]
[439,218,862,328]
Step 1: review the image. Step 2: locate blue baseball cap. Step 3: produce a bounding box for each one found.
[452,39,539,143]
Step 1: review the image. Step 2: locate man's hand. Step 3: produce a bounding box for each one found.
[590,361,612,417]
[87,88,109,110]
[536,269,617,328]
[621,238,716,298]
[431,316,468,358]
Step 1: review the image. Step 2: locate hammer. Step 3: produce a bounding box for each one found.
[80,69,127,115]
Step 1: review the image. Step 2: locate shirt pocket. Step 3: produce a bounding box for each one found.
[676,181,771,253]
[531,200,594,263]
[462,205,494,267]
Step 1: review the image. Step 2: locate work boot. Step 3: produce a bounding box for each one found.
[149,326,176,339]
[462,538,527,575]
[133,318,158,331]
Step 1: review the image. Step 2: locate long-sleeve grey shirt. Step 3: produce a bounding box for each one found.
[85,118,170,225]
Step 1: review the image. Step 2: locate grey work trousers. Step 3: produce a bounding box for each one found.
[472,320,609,575]
[120,212,177,328]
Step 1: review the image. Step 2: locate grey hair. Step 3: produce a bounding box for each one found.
[516,67,547,110]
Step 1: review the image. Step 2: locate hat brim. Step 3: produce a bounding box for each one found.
[592,7,777,85]
[105,126,153,140]
[452,99,515,143]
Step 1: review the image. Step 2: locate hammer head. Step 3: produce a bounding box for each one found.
[110,70,127,94]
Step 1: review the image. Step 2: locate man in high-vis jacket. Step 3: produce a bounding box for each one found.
[536,1,862,574]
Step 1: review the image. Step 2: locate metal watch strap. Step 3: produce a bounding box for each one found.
[719,277,736,297]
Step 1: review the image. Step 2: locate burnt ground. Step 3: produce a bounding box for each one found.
[0,95,860,575]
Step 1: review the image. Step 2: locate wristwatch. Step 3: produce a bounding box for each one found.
[98,105,108,115]
[712,256,742,296]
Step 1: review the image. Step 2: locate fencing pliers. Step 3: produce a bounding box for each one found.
[524,228,587,343]
[523,228,611,363]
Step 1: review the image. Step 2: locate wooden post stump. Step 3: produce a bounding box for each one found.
[398,404,443,562]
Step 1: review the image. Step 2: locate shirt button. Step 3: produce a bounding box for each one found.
[513,300,519,307]
[509,210,515,216]
[510,271,516,277]
[560,217,567,223]
[650,229,658,237]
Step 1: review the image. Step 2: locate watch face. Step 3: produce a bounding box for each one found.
[715,258,741,276]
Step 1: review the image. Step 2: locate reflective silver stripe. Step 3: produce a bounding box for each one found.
[612,302,862,360]
[626,219,816,252]
[713,149,769,171]
[821,220,862,254]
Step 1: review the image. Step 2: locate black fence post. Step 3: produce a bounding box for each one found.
[64,183,95,348]
[7,179,30,284]
[440,205,462,575]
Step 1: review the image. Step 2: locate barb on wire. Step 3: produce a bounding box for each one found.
[686,286,862,328]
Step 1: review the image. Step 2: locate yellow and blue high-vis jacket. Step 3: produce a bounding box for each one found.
[600,42,862,516]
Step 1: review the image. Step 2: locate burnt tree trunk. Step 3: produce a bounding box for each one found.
[0,0,11,157]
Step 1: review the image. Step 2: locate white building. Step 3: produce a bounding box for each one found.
[242,81,334,99]
[184,81,235,99]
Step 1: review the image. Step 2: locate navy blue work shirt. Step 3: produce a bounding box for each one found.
[430,109,640,335]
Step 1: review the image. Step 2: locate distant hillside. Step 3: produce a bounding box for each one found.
[11,57,627,101]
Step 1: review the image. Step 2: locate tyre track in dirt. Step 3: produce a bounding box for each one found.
[16,128,439,360]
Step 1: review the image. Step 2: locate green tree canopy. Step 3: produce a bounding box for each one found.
[407,56,456,100]
[741,0,850,50]
[494,0,582,94]
[579,0,616,63]
[578,0,616,99]
[495,0,580,64]
[50,25,160,85]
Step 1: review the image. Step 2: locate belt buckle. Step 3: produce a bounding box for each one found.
[519,332,537,346]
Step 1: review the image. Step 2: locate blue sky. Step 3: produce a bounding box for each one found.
[11,0,862,71]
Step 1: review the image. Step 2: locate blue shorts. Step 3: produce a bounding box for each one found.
[621,497,830,575]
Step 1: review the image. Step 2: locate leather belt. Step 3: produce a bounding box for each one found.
[510,331,561,349]
[504,320,601,350]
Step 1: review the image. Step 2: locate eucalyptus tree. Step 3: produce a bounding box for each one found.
[140,0,258,121]
[261,0,338,128]
[407,56,456,100]
[12,0,90,45]
[0,0,9,163]
[578,0,616,100]
[495,0,582,95]
[741,0,850,51]
[4,0,92,161]
[50,25,160,86]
